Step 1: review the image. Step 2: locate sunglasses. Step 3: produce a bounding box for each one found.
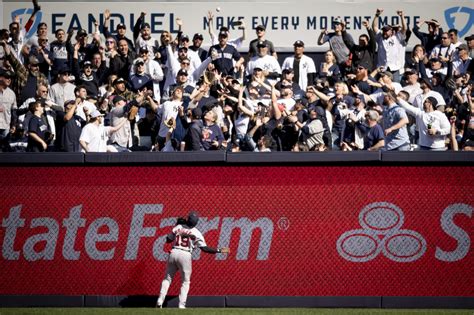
[181,62,190,65]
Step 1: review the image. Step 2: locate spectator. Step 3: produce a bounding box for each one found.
[79,109,126,152]
[317,17,354,75]
[48,68,76,110]
[133,13,159,56]
[102,9,134,51]
[281,40,316,91]
[131,46,163,102]
[208,12,246,50]
[189,33,207,62]
[343,20,376,72]
[381,90,410,151]
[155,86,183,149]
[183,107,204,151]
[451,44,472,76]
[318,50,341,82]
[208,31,244,76]
[0,68,17,145]
[26,100,49,152]
[398,95,450,150]
[201,110,224,150]
[49,29,71,82]
[56,98,86,152]
[413,19,443,55]
[109,39,136,80]
[448,29,462,48]
[372,9,408,82]
[430,32,455,63]
[248,24,276,59]
[2,41,48,104]
[465,34,474,59]
[246,41,281,83]
[361,110,385,150]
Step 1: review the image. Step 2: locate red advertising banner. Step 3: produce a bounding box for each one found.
[0,166,473,296]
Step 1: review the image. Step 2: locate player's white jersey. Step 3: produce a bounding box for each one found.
[171,224,206,252]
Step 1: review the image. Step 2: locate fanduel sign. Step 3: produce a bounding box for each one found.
[4,1,473,50]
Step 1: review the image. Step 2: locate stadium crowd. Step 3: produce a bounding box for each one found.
[0,2,473,153]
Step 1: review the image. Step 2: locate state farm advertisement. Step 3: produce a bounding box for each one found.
[0,166,472,296]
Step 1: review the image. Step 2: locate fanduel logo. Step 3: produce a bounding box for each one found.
[337,202,473,263]
[1,204,274,261]
[444,7,474,38]
[11,9,43,39]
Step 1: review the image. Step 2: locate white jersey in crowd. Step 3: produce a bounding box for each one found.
[157,100,181,138]
[398,98,450,149]
[79,124,113,152]
[135,36,159,57]
[171,224,206,253]
[281,55,317,91]
[48,82,76,110]
[376,31,406,72]
[370,83,403,104]
[413,90,446,111]
[246,55,282,83]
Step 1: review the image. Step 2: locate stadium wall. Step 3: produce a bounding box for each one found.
[0,152,473,308]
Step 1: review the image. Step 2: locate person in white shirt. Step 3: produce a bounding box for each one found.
[155,86,183,150]
[451,44,472,76]
[430,32,455,63]
[49,68,76,110]
[281,40,317,91]
[79,110,125,152]
[413,78,446,111]
[246,41,281,84]
[372,8,408,82]
[397,94,450,150]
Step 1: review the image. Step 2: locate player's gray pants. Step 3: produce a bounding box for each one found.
[157,249,192,308]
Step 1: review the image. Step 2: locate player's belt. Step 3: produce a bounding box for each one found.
[173,247,191,253]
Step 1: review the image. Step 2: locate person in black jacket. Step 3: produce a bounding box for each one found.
[183,107,204,151]
[343,20,376,72]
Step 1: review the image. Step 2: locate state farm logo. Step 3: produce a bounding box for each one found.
[336,202,427,263]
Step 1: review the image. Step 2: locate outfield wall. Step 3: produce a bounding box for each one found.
[0,152,473,308]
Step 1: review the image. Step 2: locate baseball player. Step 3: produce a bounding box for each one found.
[156,211,230,309]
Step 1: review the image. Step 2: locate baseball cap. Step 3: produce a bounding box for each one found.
[465,34,474,41]
[141,23,151,30]
[380,71,393,80]
[253,66,263,72]
[113,77,126,85]
[58,67,70,74]
[256,25,266,31]
[178,46,188,52]
[90,110,104,118]
[218,31,228,37]
[0,68,13,78]
[139,46,149,53]
[293,40,305,47]
[77,29,88,37]
[282,68,294,75]
[457,43,469,51]
[333,17,343,25]
[357,61,370,69]
[180,34,189,41]
[382,25,393,32]
[133,57,145,66]
[116,23,126,30]
[193,33,204,40]
[256,40,267,48]
[177,69,188,76]
[191,107,202,119]
[28,56,40,65]
[82,60,92,68]
[429,57,441,62]
[112,95,126,105]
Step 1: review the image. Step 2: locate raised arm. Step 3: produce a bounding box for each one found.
[372,8,383,33]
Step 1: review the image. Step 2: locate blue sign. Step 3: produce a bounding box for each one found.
[10,8,43,39]
[444,6,474,37]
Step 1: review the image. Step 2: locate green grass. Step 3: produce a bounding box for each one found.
[0,308,472,315]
